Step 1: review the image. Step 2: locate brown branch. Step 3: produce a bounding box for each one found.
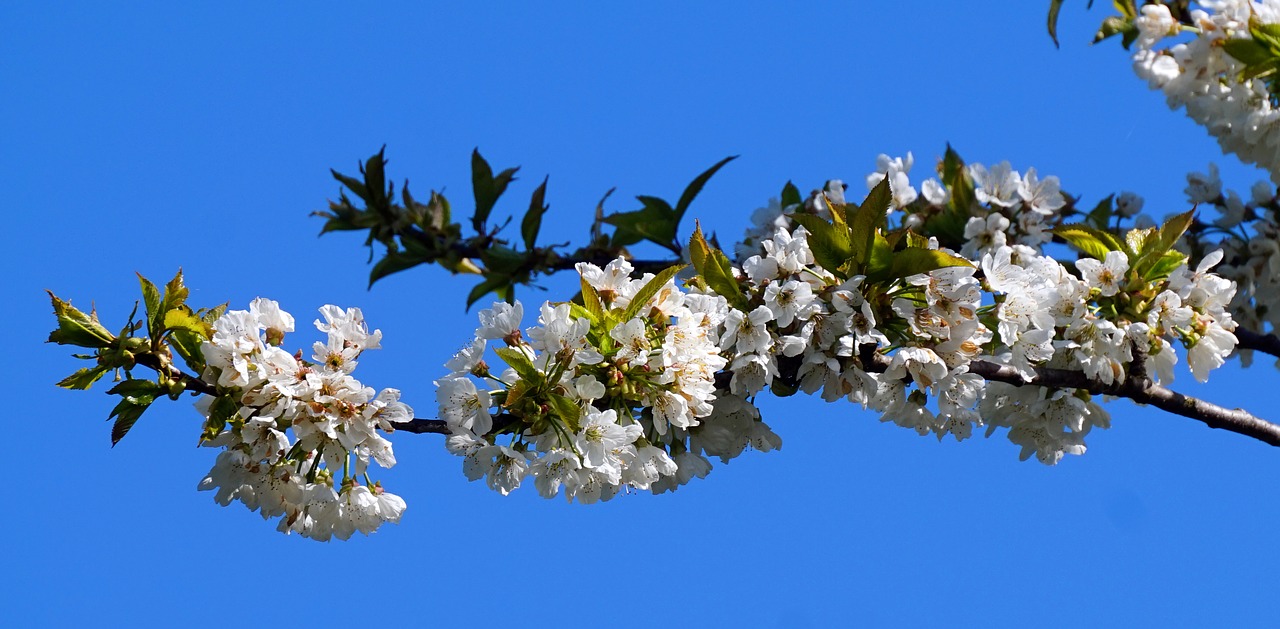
[1236,327,1280,359]
[850,345,1280,446]
[134,342,1280,447]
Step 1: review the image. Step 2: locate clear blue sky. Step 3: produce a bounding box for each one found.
[5,2,1280,627]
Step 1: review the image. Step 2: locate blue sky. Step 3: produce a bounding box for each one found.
[6,2,1280,627]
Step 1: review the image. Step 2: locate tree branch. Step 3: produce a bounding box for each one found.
[133,343,1280,447]
[1236,327,1280,359]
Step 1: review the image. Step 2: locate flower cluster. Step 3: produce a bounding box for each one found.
[739,152,1072,266]
[1131,1,1280,181]
[198,299,411,540]
[437,259,783,502]
[1172,166,1280,366]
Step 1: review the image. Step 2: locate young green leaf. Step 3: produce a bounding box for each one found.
[790,213,851,278]
[1048,0,1065,48]
[689,224,748,311]
[138,273,161,337]
[1053,224,1123,260]
[163,306,208,339]
[622,263,687,321]
[887,248,974,280]
[580,276,605,321]
[547,393,583,433]
[57,365,110,390]
[47,291,116,348]
[495,346,542,383]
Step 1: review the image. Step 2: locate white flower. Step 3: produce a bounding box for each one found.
[435,376,493,434]
[1017,167,1066,215]
[574,408,641,469]
[1076,250,1130,296]
[476,301,524,342]
[970,162,1021,208]
[763,279,817,328]
[720,306,775,355]
[962,214,1010,258]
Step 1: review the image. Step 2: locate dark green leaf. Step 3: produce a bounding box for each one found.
[521,177,549,250]
[471,149,519,233]
[1048,0,1065,48]
[330,169,368,201]
[605,197,677,248]
[362,147,389,210]
[466,275,511,310]
[369,250,426,287]
[57,366,110,390]
[673,156,736,225]
[1085,194,1114,229]
[1224,38,1274,66]
[780,181,802,210]
[622,264,686,321]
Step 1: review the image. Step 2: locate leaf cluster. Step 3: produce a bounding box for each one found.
[48,270,221,445]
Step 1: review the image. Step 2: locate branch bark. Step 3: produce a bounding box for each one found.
[1236,327,1280,359]
[136,344,1280,447]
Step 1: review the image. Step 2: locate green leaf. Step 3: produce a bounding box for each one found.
[941,144,975,215]
[330,168,368,201]
[108,380,164,446]
[108,378,164,399]
[1048,0,1065,48]
[780,181,802,210]
[580,276,605,321]
[673,156,736,225]
[138,273,161,337]
[466,275,511,310]
[169,329,205,372]
[471,149,519,234]
[847,183,890,267]
[605,197,677,248]
[202,394,239,441]
[1093,15,1136,47]
[47,291,116,348]
[865,232,894,280]
[886,247,974,280]
[1146,250,1189,280]
[362,147,389,211]
[1053,224,1123,260]
[547,393,583,433]
[162,306,207,338]
[1224,38,1274,66]
[688,223,748,311]
[495,347,542,382]
[1133,210,1195,278]
[1124,227,1154,257]
[1085,194,1114,229]
[790,214,852,278]
[521,177,550,250]
[160,269,190,319]
[57,366,110,390]
[369,250,426,287]
[622,263,686,321]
